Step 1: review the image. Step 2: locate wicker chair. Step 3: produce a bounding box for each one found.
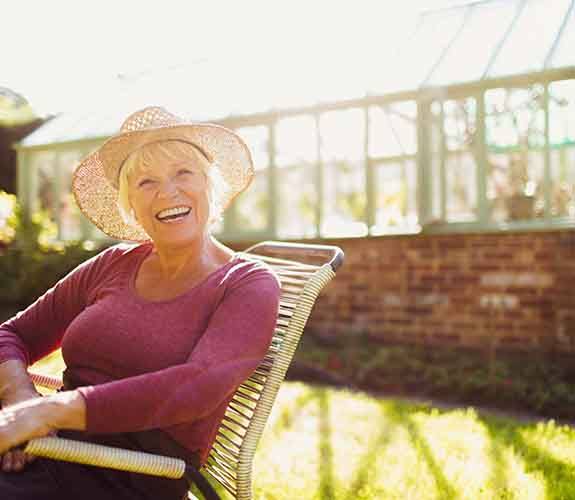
[26,241,344,499]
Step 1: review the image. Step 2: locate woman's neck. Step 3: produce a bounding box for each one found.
[150,234,232,280]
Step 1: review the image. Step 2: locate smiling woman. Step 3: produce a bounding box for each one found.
[117,141,228,233]
[0,106,281,499]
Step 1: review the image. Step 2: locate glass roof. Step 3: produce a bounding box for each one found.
[379,8,468,94]
[397,0,574,89]
[550,2,575,68]
[20,0,575,148]
[426,0,520,85]
[486,0,572,77]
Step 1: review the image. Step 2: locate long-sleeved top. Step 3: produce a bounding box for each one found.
[0,242,281,465]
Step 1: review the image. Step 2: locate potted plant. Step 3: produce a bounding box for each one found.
[505,145,535,220]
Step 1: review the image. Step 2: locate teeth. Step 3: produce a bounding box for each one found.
[157,206,191,219]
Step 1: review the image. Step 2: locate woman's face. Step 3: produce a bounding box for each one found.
[127,142,211,247]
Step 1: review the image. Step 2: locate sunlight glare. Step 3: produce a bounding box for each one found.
[0,0,437,116]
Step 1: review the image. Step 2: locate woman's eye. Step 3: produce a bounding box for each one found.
[138,179,154,188]
[177,169,195,176]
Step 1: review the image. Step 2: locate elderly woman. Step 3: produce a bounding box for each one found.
[0,107,281,499]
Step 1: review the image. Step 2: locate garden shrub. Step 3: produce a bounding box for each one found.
[0,191,104,309]
[294,332,575,420]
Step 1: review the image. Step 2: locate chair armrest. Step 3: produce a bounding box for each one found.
[25,437,221,500]
[25,436,185,478]
[243,240,344,272]
[28,371,63,391]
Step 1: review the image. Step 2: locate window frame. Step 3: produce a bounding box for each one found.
[16,69,575,243]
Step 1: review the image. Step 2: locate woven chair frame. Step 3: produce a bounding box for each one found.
[204,255,336,499]
[27,242,342,500]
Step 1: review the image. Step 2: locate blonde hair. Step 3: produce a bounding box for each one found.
[117,140,228,230]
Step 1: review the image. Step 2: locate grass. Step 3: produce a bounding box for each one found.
[252,383,575,500]
[32,355,575,500]
[31,350,66,376]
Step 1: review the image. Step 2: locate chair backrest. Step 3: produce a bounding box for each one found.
[202,241,343,500]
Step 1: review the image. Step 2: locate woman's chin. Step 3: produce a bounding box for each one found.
[148,221,204,245]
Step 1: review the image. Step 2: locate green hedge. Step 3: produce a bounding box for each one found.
[0,192,104,309]
[294,332,575,420]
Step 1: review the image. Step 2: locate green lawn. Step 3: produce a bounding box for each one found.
[32,355,575,500]
[254,384,575,500]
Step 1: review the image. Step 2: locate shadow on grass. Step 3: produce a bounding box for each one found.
[311,387,461,500]
[269,389,317,438]
[479,418,510,498]
[342,401,397,499]
[261,383,575,499]
[274,386,398,499]
[476,414,575,500]
[387,402,459,500]
[317,387,336,500]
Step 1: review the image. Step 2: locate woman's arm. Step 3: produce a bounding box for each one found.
[0,245,122,397]
[45,390,87,430]
[0,245,119,465]
[0,389,86,455]
[0,360,38,406]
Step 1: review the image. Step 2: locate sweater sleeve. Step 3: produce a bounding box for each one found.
[78,264,281,433]
[0,246,119,366]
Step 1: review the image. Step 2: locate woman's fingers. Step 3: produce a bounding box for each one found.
[11,450,25,471]
[1,451,12,471]
[3,450,18,472]
[0,428,54,472]
[12,449,28,471]
[2,451,18,472]
[1,449,35,472]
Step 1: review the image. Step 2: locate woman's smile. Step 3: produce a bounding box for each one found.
[155,205,192,223]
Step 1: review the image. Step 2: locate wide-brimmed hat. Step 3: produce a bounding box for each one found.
[72,106,254,241]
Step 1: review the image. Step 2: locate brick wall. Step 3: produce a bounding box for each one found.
[555,231,575,352]
[231,230,575,353]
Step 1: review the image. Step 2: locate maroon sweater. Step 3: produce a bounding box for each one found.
[0,243,281,464]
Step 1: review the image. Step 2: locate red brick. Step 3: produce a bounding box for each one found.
[291,231,575,355]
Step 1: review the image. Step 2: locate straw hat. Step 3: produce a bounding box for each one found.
[72,106,254,241]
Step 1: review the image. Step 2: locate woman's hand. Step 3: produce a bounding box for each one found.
[1,388,43,473]
[1,387,41,409]
[0,390,86,471]
[0,397,53,458]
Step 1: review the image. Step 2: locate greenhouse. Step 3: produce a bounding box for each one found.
[14,0,575,243]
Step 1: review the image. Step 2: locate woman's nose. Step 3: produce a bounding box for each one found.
[157,179,179,198]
